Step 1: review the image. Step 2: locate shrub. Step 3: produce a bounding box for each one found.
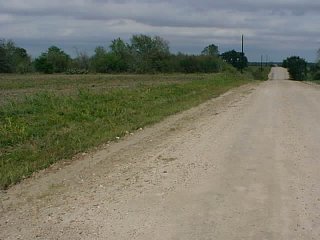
[282,56,307,80]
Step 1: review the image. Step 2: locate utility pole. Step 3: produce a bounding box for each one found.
[242,35,244,55]
[261,55,263,72]
[241,35,244,73]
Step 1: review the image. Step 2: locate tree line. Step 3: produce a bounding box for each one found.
[0,35,248,74]
[282,49,320,81]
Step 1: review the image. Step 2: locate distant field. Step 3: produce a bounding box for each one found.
[0,71,266,189]
[0,74,211,106]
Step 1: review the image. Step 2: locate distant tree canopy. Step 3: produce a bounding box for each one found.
[35,46,71,73]
[72,48,90,71]
[201,44,219,56]
[89,35,228,74]
[130,35,171,73]
[109,38,131,72]
[90,46,109,73]
[220,50,248,71]
[282,56,307,80]
[89,35,171,73]
[0,37,250,74]
[0,39,32,73]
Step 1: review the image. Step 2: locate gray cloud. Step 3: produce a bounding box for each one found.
[0,0,319,61]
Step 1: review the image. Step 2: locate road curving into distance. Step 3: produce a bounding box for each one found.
[1,67,320,239]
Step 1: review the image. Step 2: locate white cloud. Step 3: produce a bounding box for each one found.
[0,0,319,61]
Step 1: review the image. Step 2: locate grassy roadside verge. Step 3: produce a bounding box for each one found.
[246,66,271,80]
[306,79,320,84]
[0,72,258,189]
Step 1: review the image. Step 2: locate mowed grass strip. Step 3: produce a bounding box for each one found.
[0,73,252,189]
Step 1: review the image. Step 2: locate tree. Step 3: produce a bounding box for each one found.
[0,39,32,73]
[91,42,132,73]
[0,41,10,73]
[282,56,307,80]
[130,35,170,73]
[73,48,90,70]
[34,53,53,73]
[221,50,248,71]
[13,47,32,73]
[109,38,131,72]
[110,38,130,58]
[90,46,109,73]
[34,46,71,73]
[201,44,219,56]
[47,46,71,73]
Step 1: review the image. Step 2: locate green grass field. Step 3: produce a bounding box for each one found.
[0,71,267,189]
[0,74,208,106]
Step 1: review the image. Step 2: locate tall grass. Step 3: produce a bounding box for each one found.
[0,72,257,189]
[246,66,271,80]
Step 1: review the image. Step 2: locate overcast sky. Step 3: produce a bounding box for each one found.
[1,0,319,62]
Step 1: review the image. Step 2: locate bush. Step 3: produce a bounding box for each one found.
[313,71,320,80]
[309,62,320,80]
[176,54,224,73]
[282,56,307,80]
[65,68,89,75]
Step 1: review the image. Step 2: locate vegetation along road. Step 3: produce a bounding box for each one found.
[1,67,320,239]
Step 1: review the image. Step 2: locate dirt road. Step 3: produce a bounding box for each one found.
[1,67,320,239]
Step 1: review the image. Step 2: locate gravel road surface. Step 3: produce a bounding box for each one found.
[1,67,320,239]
